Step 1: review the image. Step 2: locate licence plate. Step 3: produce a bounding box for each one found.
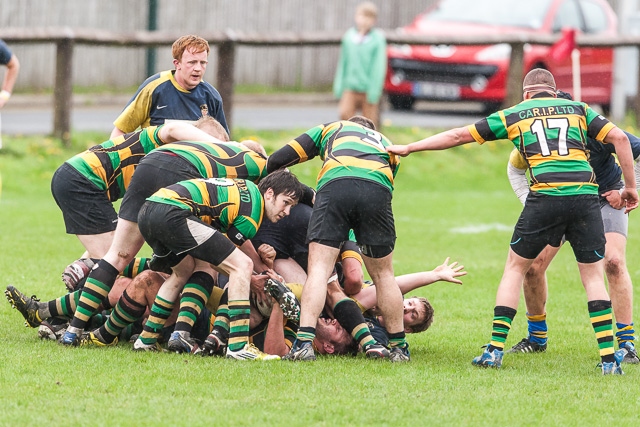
[412,82,461,100]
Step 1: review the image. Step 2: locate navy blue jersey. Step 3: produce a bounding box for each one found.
[586,131,640,194]
[365,316,389,347]
[113,70,228,134]
[0,39,13,65]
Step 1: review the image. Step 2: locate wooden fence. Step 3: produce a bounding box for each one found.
[2,26,640,144]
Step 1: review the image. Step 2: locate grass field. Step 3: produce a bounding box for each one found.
[1,126,640,426]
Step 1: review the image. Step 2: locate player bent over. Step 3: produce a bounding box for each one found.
[133,170,303,360]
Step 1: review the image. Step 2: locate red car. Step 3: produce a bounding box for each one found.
[384,0,617,113]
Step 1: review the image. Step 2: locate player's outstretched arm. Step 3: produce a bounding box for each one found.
[158,121,223,144]
[387,127,474,157]
[396,257,466,292]
[351,258,467,311]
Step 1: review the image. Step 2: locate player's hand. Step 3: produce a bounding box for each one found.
[602,190,625,209]
[257,244,276,269]
[250,272,269,304]
[621,187,639,214]
[433,257,467,284]
[386,144,411,157]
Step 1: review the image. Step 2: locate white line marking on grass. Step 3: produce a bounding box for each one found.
[450,223,512,234]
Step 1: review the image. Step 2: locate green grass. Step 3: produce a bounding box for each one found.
[1,128,640,426]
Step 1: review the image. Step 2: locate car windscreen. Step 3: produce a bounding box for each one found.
[422,0,554,29]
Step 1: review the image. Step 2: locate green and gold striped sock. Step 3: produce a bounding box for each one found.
[174,272,214,334]
[588,300,614,363]
[333,298,376,348]
[68,260,119,331]
[139,295,174,346]
[227,300,250,351]
[100,289,146,344]
[488,306,517,352]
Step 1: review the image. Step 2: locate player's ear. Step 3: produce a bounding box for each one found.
[323,342,335,354]
[264,187,275,201]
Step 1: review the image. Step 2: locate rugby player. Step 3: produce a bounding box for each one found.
[387,68,638,374]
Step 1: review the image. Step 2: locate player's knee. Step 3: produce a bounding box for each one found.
[604,255,626,278]
[227,253,254,277]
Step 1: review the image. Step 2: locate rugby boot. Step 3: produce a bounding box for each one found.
[202,329,227,357]
[388,344,410,363]
[264,278,300,322]
[600,349,625,375]
[618,341,640,364]
[363,343,390,359]
[226,343,280,361]
[5,285,44,327]
[282,340,316,361]
[80,330,118,347]
[37,319,68,341]
[167,331,201,354]
[472,345,503,368]
[507,337,547,353]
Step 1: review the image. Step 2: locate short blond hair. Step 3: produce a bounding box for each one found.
[194,116,229,141]
[357,1,378,18]
[240,140,267,157]
[172,35,210,62]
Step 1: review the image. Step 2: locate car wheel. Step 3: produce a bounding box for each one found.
[388,94,415,111]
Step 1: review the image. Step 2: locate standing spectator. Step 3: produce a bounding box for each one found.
[0,39,20,109]
[333,2,387,130]
[110,35,228,139]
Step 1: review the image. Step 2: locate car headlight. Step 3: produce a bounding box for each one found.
[475,43,511,62]
[390,71,406,86]
[470,75,489,93]
[389,44,413,57]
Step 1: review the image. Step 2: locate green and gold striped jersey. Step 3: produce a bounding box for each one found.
[267,120,400,192]
[147,177,264,246]
[154,141,267,183]
[66,126,165,201]
[469,95,614,196]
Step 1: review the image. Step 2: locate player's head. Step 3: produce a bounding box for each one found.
[403,296,434,334]
[314,317,358,355]
[522,68,557,98]
[172,35,210,90]
[194,116,230,141]
[258,169,304,223]
[172,35,210,62]
[240,140,268,157]
[348,115,376,130]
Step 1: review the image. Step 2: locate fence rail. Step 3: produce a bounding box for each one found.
[2,27,640,143]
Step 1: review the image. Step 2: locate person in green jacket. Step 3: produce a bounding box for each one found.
[333,2,387,130]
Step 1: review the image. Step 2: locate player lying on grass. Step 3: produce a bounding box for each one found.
[6,258,465,358]
[226,256,467,357]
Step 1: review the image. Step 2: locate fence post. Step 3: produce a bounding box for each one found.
[217,39,236,132]
[504,42,525,109]
[54,37,74,146]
